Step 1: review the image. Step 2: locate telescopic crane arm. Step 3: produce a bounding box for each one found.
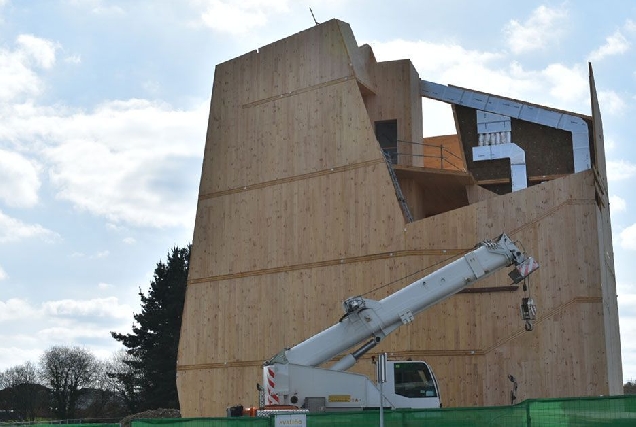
[266,233,538,371]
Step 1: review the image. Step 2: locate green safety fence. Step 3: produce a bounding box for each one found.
[132,395,636,427]
[135,419,268,427]
[10,425,120,427]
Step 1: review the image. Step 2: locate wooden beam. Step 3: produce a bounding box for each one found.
[476,173,569,186]
[528,174,568,182]
[476,177,510,185]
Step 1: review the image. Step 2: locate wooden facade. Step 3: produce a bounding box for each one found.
[177,19,622,415]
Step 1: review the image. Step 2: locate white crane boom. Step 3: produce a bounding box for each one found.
[266,233,538,371]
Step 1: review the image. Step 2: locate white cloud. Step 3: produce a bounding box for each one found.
[370,39,589,114]
[16,35,58,69]
[0,346,41,371]
[91,5,124,14]
[0,265,7,281]
[42,296,131,318]
[123,237,136,244]
[589,29,630,62]
[106,223,125,231]
[65,0,124,15]
[0,210,58,243]
[37,326,111,342]
[539,63,588,105]
[64,54,81,64]
[598,90,626,115]
[421,98,456,137]
[380,39,503,75]
[617,282,636,296]
[37,297,133,345]
[0,296,134,369]
[607,160,636,182]
[142,80,160,94]
[194,0,290,35]
[43,103,206,228]
[372,40,510,92]
[97,282,113,290]
[90,250,110,259]
[621,224,636,250]
[0,37,51,101]
[619,292,636,381]
[0,99,207,229]
[503,5,568,54]
[0,299,39,322]
[70,250,112,259]
[0,149,41,208]
[610,195,626,213]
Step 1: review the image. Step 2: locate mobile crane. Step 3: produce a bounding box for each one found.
[230,233,538,416]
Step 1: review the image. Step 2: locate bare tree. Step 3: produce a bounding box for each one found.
[106,349,142,413]
[83,356,130,418]
[39,346,97,420]
[0,361,44,421]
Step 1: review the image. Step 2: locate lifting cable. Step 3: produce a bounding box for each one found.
[360,249,471,297]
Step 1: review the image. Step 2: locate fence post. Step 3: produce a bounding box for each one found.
[378,353,387,427]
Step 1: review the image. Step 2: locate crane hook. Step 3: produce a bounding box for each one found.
[521,297,536,332]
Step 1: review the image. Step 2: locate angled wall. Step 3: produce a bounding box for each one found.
[178,20,621,415]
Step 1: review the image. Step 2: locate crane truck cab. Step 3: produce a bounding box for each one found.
[390,360,440,404]
[261,358,441,412]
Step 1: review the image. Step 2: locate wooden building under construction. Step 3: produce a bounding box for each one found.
[177,19,622,416]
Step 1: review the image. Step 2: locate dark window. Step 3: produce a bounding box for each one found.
[394,362,437,398]
[375,120,398,164]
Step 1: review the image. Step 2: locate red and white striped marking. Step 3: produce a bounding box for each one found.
[516,257,539,278]
[266,367,279,405]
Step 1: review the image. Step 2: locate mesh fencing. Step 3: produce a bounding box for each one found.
[134,419,269,427]
[129,395,636,427]
[10,425,120,427]
[0,422,119,427]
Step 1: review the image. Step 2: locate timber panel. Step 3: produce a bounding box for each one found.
[421,134,466,171]
[363,60,423,166]
[589,64,622,393]
[179,19,621,416]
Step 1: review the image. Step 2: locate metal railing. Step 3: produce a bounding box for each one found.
[381,140,466,171]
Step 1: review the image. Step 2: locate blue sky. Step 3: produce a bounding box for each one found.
[1,0,636,385]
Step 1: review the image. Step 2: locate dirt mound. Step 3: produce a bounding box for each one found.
[120,408,181,427]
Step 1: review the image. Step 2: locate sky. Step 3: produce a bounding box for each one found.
[1,0,636,386]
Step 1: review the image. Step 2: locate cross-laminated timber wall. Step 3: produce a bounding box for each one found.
[177,19,621,416]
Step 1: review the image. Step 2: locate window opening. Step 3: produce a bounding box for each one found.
[375,120,398,164]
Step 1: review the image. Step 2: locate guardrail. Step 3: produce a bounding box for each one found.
[382,139,466,171]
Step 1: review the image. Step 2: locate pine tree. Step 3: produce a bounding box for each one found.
[111,245,190,409]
